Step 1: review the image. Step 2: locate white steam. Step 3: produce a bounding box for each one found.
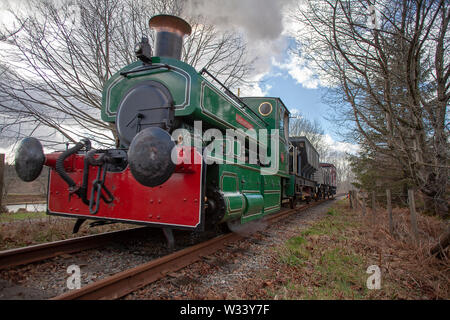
[183,0,296,96]
[183,0,294,40]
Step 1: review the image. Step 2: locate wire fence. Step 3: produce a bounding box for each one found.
[348,188,449,258]
[348,189,420,242]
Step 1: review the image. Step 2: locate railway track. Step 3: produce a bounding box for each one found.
[0,226,151,270]
[52,198,336,300]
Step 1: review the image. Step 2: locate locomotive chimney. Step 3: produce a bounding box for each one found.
[149,15,191,61]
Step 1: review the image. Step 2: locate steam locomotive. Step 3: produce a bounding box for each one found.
[14,15,336,242]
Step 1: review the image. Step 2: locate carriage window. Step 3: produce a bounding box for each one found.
[279,108,288,140]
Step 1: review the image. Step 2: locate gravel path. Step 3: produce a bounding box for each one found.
[125,198,341,299]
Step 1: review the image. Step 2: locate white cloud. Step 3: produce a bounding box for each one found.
[236,68,275,97]
[324,134,359,154]
[240,75,273,97]
[271,54,321,89]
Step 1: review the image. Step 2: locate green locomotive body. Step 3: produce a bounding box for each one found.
[101,55,294,226]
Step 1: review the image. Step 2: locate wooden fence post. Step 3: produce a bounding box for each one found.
[372,191,376,224]
[0,154,4,213]
[349,191,353,209]
[361,192,366,216]
[386,189,393,234]
[408,189,419,243]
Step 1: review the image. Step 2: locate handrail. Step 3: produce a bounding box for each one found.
[120,64,171,77]
[200,68,268,126]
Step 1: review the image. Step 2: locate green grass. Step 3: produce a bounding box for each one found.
[311,247,367,299]
[277,236,311,266]
[300,216,344,237]
[0,211,47,222]
[286,236,307,247]
[326,208,337,215]
[274,204,370,299]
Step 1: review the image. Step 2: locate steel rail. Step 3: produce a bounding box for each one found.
[266,201,323,222]
[0,226,150,270]
[52,232,243,300]
[52,198,338,300]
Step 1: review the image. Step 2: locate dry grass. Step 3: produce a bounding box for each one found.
[0,214,133,250]
[262,200,449,299]
[359,204,449,299]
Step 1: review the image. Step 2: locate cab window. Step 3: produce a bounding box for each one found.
[279,108,289,140]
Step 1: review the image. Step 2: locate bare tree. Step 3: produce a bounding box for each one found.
[289,112,354,191]
[0,0,254,148]
[0,23,23,42]
[293,0,449,217]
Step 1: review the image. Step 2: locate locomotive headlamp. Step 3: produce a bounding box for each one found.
[15,137,45,182]
[135,36,153,64]
[127,127,176,187]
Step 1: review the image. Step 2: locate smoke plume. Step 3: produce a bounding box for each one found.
[183,0,293,40]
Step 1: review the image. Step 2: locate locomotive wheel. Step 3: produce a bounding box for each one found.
[289,197,295,209]
[205,186,226,230]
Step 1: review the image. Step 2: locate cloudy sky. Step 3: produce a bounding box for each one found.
[183,0,350,147]
[0,0,358,156]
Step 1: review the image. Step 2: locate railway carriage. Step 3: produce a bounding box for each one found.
[288,136,320,205]
[14,15,337,242]
[316,163,337,199]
